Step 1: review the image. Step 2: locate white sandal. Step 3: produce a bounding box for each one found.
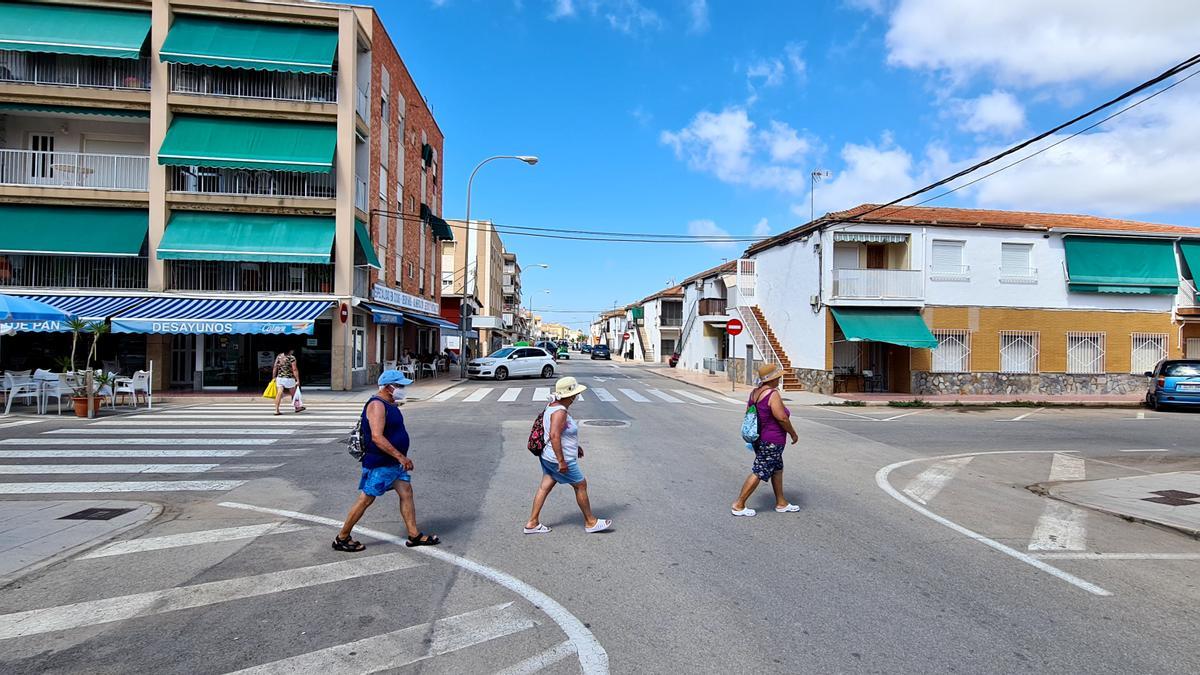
[585,519,612,533]
[731,507,756,517]
[523,523,551,534]
[775,504,800,513]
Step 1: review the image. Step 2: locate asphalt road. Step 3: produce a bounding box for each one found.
[2,356,1199,674]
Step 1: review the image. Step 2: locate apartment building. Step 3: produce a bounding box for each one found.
[441,219,522,355]
[636,284,683,363]
[0,0,454,390]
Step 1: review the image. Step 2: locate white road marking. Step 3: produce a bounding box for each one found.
[0,553,422,640]
[1137,411,1145,420]
[1004,408,1045,422]
[0,480,247,494]
[719,396,747,405]
[877,451,1110,597]
[229,602,536,675]
[646,389,683,403]
[0,438,276,446]
[0,449,254,458]
[1048,453,1086,481]
[0,463,222,474]
[0,420,42,430]
[45,428,295,436]
[532,387,551,402]
[498,388,522,402]
[900,457,972,505]
[1028,453,1089,551]
[219,502,610,675]
[463,388,494,402]
[823,406,881,422]
[1033,552,1200,561]
[881,410,929,422]
[670,390,718,405]
[592,388,617,402]
[493,640,577,675]
[430,389,465,402]
[1118,448,1171,453]
[618,389,650,403]
[136,415,355,421]
[93,420,337,427]
[82,522,309,559]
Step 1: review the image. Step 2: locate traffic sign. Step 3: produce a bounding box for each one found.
[623,332,631,340]
[726,319,744,336]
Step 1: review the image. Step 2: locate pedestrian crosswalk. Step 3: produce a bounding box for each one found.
[424,385,740,406]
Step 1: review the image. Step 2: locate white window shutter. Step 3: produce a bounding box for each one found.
[1001,243,1031,271]
[931,241,963,272]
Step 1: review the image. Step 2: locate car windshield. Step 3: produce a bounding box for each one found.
[1163,362,1200,377]
[488,348,516,359]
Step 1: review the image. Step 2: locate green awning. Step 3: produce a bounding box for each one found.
[158,115,335,173]
[429,215,454,241]
[0,205,146,256]
[160,15,337,74]
[355,219,382,270]
[158,212,334,264]
[1063,236,1178,295]
[1179,241,1200,281]
[0,104,148,118]
[831,307,938,349]
[0,3,149,59]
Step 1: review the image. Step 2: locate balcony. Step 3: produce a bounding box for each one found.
[0,254,147,290]
[1178,280,1200,318]
[168,166,334,199]
[660,315,683,328]
[698,298,727,318]
[169,261,334,294]
[0,149,149,191]
[0,50,149,90]
[169,63,336,104]
[832,268,923,301]
[502,313,515,328]
[355,176,368,212]
[356,87,370,122]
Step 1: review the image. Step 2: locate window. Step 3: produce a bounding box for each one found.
[1066,332,1105,374]
[1000,331,1039,373]
[930,240,967,278]
[378,166,387,199]
[1131,333,1168,374]
[352,315,366,370]
[833,341,861,374]
[442,271,454,289]
[1000,243,1036,282]
[932,330,970,373]
[1188,337,1200,359]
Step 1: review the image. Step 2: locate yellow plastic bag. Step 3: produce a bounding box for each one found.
[262,379,278,399]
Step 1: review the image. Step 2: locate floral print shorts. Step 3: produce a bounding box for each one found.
[752,442,785,481]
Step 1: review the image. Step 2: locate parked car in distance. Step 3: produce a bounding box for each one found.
[1145,359,1200,410]
[591,344,612,360]
[580,344,592,354]
[557,345,570,360]
[468,347,556,381]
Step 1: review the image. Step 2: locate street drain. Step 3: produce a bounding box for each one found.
[58,507,135,521]
[580,419,630,428]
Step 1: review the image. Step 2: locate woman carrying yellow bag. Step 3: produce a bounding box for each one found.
[262,379,278,399]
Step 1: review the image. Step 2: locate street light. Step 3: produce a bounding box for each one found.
[459,155,539,377]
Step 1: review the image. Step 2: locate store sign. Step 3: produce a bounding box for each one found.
[109,319,316,335]
[372,283,439,317]
[0,320,69,333]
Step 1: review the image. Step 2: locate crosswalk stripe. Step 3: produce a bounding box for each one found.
[229,602,536,675]
[93,420,341,427]
[618,389,650,403]
[46,429,295,436]
[81,522,310,559]
[647,389,683,403]
[1028,453,1088,551]
[430,388,465,402]
[498,388,522,402]
[495,640,577,675]
[0,480,248,494]
[720,396,747,405]
[533,387,551,402]
[141,415,356,421]
[0,463,222,474]
[0,449,254,458]
[463,388,493,402]
[0,420,42,430]
[672,389,717,404]
[901,457,972,505]
[592,388,617,402]
[0,553,422,640]
[1,438,276,446]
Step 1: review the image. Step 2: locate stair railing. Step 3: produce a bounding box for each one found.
[736,306,785,391]
[673,298,700,358]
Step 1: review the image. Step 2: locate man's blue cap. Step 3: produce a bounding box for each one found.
[378,370,413,386]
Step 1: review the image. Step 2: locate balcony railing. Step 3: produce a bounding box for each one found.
[168,166,334,199]
[169,63,336,103]
[0,50,149,90]
[698,298,727,316]
[0,149,148,191]
[355,176,368,212]
[0,254,147,290]
[832,268,923,300]
[169,261,334,294]
[660,316,683,327]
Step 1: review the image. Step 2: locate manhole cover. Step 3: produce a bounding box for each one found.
[58,507,136,521]
[580,419,630,428]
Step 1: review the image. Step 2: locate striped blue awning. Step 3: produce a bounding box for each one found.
[363,303,404,326]
[110,297,332,335]
[3,294,151,333]
[402,312,460,331]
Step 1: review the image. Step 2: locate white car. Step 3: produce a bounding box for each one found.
[467,347,556,381]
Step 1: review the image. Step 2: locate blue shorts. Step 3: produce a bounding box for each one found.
[540,458,585,485]
[358,465,410,496]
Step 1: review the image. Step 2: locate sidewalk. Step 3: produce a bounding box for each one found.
[152,371,465,405]
[0,500,159,583]
[834,392,1145,407]
[1033,471,1200,538]
[609,359,841,405]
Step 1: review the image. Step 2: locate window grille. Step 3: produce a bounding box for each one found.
[1188,337,1200,359]
[999,331,1039,374]
[1130,333,1168,374]
[1066,332,1105,374]
[932,329,970,373]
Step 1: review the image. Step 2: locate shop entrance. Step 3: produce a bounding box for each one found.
[175,321,332,391]
[832,339,912,394]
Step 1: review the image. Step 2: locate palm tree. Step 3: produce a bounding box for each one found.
[65,317,89,372]
[83,321,109,372]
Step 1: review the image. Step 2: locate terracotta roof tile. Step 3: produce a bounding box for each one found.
[680,260,736,286]
[639,284,684,304]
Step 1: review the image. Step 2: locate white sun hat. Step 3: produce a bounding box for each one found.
[553,376,588,399]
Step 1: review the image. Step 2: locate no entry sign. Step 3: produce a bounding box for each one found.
[726,319,744,336]
[623,332,631,340]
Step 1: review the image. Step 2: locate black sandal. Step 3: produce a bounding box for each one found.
[332,535,365,552]
[405,533,440,547]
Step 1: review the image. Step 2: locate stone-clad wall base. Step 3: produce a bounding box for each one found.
[912,372,1148,396]
[795,368,835,395]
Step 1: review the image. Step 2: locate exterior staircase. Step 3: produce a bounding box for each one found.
[746,306,802,391]
[637,326,654,362]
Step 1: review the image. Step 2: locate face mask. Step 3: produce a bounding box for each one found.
[389,385,407,403]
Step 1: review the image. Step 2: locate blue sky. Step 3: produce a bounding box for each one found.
[375,0,1200,331]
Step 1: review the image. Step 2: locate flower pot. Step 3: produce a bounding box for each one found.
[72,397,102,417]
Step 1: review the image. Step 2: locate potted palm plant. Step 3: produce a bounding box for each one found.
[68,320,110,417]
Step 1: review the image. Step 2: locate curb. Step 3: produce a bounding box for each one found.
[827,400,1146,408]
[1029,483,1200,540]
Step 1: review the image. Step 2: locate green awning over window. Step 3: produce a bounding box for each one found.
[160,15,337,74]
[0,103,149,118]
[831,307,938,349]
[1063,236,1179,295]
[429,215,454,241]
[0,205,146,256]
[157,212,334,264]
[158,115,336,173]
[355,219,382,270]
[1179,241,1200,281]
[0,3,149,59]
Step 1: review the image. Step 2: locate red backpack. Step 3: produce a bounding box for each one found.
[527,409,547,456]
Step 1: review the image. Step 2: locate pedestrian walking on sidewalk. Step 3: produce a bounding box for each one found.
[272,348,304,415]
[732,363,800,517]
[333,370,440,551]
[524,376,613,535]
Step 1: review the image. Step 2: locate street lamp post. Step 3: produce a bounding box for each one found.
[459,155,538,378]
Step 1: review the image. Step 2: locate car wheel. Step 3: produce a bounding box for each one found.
[1150,395,1162,412]
[495,367,509,381]
[541,365,554,378]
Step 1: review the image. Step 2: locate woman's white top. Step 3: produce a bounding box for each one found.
[541,403,580,462]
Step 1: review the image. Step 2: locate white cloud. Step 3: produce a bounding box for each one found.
[784,43,807,83]
[762,121,810,163]
[843,0,887,14]
[746,58,786,88]
[687,219,736,249]
[752,218,771,237]
[660,107,813,193]
[955,90,1026,135]
[686,0,709,34]
[630,105,653,127]
[601,0,662,34]
[885,0,1200,88]
[549,0,575,19]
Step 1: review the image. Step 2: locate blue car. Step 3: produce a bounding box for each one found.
[1145,360,1200,411]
